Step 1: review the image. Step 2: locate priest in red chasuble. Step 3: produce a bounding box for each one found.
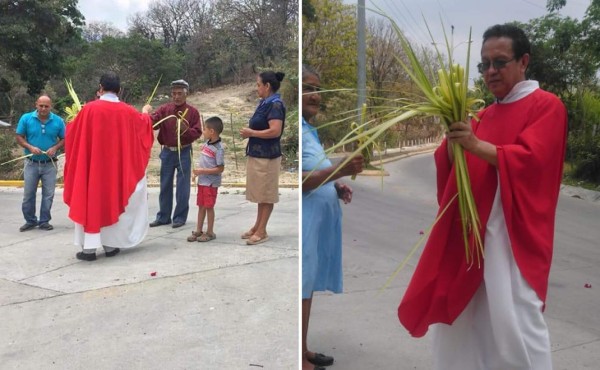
[63,72,155,261]
[398,24,567,369]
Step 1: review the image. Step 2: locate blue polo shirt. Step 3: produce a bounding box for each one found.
[16,111,66,161]
[246,93,286,158]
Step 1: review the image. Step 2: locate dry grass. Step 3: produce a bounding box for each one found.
[146,82,298,186]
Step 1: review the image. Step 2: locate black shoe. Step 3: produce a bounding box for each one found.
[105,248,120,257]
[149,220,170,227]
[76,252,97,261]
[172,222,185,228]
[19,223,37,232]
[38,223,54,230]
[307,353,334,367]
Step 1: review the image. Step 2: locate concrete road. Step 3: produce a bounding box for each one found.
[0,187,298,370]
[307,153,600,369]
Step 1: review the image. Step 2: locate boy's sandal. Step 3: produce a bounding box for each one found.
[198,233,216,242]
[187,231,203,242]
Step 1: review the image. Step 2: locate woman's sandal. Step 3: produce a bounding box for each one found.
[241,230,255,239]
[187,231,203,242]
[198,233,216,242]
[246,234,269,245]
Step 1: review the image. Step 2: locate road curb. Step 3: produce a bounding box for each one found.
[369,147,438,166]
[0,180,298,189]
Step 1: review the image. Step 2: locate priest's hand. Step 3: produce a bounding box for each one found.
[447,121,498,166]
[447,121,478,152]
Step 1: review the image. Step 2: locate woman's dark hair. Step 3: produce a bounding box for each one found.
[482,24,531,60]
[99,71,121,93]
[259,71,285,92]
[302,64,320,81]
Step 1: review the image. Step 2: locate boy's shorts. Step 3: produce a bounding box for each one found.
[196,185,218,208]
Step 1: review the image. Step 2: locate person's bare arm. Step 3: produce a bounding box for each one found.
[16,134,42,155]
[240,119,283,139]
[302,155,364,192]
[193,166,224,176]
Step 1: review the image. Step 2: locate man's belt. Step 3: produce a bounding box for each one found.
[29,157,58,164]
[164,144,191,151]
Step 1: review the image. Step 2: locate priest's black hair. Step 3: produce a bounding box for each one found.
[100,72,121,93]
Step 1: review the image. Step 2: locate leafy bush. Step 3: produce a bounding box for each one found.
[565,90,600,185]
[0,129,21,180]
[568,134,600,183]
[281,108,299,170]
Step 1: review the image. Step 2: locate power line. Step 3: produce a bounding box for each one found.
[519,0,545,10]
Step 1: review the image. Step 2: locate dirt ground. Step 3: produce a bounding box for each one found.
[146,82,298,186]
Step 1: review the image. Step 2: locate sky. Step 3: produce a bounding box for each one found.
[358,0,590,84]
[78,0,153,31]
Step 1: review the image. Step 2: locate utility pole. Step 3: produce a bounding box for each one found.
[357,0,366,120]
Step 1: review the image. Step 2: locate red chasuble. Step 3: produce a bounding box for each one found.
[398,89,567,338]
[63,100,154,233]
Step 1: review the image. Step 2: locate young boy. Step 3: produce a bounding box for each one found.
[187,116,225,242]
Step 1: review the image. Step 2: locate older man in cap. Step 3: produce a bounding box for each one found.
[144,79,202,228]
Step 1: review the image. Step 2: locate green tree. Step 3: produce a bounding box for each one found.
[302,0,358,146]
[61,35,184,104]
[302,0,357,89]
[514,16,597,97]
[567,90,600,183]
[303,0,316,22]
[546,0,567,12]
[0,0,84,94]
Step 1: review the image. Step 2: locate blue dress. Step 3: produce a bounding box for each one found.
[302,118,343,299]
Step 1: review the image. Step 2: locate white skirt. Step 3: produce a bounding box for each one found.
[74,177,149,250]
[432,181,552,370]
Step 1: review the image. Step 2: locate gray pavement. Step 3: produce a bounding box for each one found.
[308,152,600,370]
[0,187,298,370]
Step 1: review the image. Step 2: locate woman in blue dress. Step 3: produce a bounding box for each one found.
[301,65,364,370]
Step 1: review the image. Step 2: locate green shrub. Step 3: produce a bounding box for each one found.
[0,129,21,180]
[281,108,298,170]
[568,134,600,183]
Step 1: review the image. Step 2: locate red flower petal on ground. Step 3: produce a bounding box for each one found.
[584,283,592,288]
[150,272,157,277]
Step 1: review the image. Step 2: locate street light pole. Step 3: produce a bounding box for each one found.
[357,0,366,120]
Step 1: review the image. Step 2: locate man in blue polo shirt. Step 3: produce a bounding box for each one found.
[16,95,65,232]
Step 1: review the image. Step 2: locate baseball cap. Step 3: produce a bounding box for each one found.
[171,79,189,89]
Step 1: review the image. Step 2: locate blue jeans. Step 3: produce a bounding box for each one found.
[22,159,57,225]
[155,146,192,224]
